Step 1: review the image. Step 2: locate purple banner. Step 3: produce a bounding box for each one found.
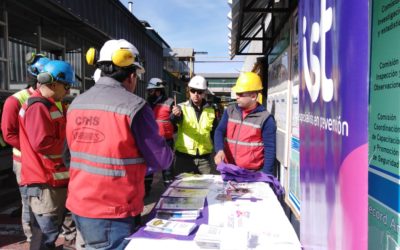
[299,0,368,249]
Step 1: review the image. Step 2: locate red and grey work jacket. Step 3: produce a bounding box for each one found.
[224,105,270,170]
[153,98,174,139]
[19,92,69,187]
[5,88,34,163]
[66,77,147,218]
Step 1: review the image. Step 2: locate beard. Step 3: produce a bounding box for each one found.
[147,94,158,103]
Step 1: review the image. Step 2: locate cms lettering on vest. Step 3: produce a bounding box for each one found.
[75,116,100,126]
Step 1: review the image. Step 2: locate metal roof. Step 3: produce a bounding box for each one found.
[228,0,297,58]
[197,73,239,78]
[163,48,194,58]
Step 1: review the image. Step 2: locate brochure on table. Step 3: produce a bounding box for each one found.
[126,175,301,250]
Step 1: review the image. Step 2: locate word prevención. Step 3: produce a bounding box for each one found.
[299,112,349,137]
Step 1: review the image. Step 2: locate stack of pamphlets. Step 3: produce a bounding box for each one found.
[156,196,205,210]
[171,178,213,189]
[162,187,209,198]
[194,225,249,250]
[194,224,223,249]
[155,209,200,221]
[174,173,204,179]
[144,218,197,236]
[219,227,249,250]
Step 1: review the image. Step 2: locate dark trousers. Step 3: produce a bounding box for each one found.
[173,151,214,177]
[145,169,174,195]
[73,214,139,250]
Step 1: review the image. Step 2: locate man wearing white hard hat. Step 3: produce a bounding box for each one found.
[144,77,175,196]
[65,39,173,249]
[171,75,218,175]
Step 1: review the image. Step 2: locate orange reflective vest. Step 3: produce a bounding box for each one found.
[153,98,174,139]
[224,105,270,170]
[19,92,69,187]
[66,78,147,218]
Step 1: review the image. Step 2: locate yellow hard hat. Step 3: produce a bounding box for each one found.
[232,72,263,93]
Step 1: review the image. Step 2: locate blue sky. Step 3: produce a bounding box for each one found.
[120,0,244,73]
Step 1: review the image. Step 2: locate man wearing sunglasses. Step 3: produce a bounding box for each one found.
[171,75,218,176]
[18,60,74,249]
[214,72,276,175]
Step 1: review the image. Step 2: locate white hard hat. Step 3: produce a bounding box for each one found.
[98,39,145,74]
[147,78,165,90]
[188,75,207,90]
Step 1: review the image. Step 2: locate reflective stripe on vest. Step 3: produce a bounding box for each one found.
[225,105,269,170]
[69,103,132,116]
[53,171,69,180]
[13,148,21,157]
[50,111,63,119]
[70,162,126,177]
[13,89,31,106]
[70,151,144,166]
[175,101,215,155]
[19,107,25,118]
[19,98,63,122]
[226,138,264,147]
[228,118,262,129]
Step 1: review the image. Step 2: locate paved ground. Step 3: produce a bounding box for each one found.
[0,172,168,250]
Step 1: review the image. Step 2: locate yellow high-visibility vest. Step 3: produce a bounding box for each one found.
[175,101,215,155]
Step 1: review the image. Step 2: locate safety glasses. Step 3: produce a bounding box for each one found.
[236,92,253,97]
[189,88,204,95]
[56,81,70,91]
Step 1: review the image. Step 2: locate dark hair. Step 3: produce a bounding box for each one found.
[26,75,38,90]
[99,63,137,82]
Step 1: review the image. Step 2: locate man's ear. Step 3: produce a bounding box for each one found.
[130,72,137,81]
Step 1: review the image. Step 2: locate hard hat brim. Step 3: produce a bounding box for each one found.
[147,85,164,90]
[134,63,145,74]
[232,85,263,93]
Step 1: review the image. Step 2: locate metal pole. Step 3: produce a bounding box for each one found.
[128,1,133,13]
[4,1,9,90]
[81,42,85,91]
[192,57,195,77]
[37,22,42,52]
[61,30,66,59]
[189,56,193,78]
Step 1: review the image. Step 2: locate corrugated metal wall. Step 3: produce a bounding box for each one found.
[0,0,164,98]
[53,0,163,90]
